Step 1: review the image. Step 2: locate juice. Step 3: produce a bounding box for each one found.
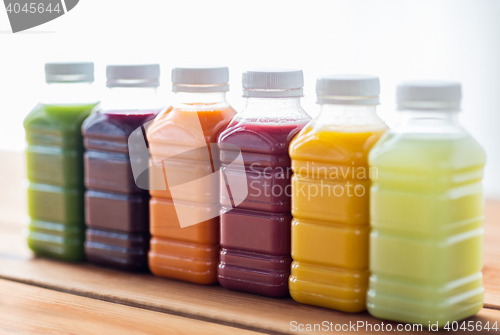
[25,102,96,261]
[289,126,385,311]
[289,74,385,312]
[367,80,485,325]
[368,133,486,324]
[148,106,236,284]
[217,69,310,297]
[82,111,158,271]
[147,66,234,284]
[218,122,307,297]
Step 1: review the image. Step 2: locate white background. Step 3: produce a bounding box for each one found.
[0,0,499,198]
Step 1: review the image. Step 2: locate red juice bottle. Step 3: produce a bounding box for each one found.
[218,69,311,297]
[82,64,163,271]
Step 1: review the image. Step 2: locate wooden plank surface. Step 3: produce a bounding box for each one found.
[1,150,499,334]
[0,228,498,334]
[0,279,258,335]
[0,216,499,334]
[484,200,500,309]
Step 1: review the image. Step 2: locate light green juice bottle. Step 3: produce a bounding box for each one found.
[367,81,486,325]
[24,63,98,262]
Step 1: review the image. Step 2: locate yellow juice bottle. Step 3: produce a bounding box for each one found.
[368,81,486,325]
[289,75,387,312]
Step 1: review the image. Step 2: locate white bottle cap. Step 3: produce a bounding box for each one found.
[316,74,379,105]
[45,62,94,83]
[171,67,229,93]
[397,81,461,111]
[106,64,160,88]
[242,69,304,98]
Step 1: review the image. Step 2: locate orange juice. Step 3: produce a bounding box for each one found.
[289,75,387,312]
[147,67,235,284]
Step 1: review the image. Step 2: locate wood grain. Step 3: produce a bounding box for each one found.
[0,258,497,335]
[484,200,500,309]
[0,230,497,334]
[0,279,258,335]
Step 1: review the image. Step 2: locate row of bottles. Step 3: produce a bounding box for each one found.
[24,63,485,325]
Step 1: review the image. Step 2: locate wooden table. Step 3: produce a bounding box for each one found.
[1,150,499,334]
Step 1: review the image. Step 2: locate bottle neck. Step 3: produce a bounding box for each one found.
[107,86,158,98]
[314,103,386,129]
[400,109,460,123]
[41,82,96,105]
[244,97,302,111]
[173,91,227,108]
[100,86,163,113]
[393,109,463,135]
[237,97,309,123]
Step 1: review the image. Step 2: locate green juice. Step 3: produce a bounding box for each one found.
[368,132,486,325]
[24,103,97,262]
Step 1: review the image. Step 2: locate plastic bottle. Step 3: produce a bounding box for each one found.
[368,81,485,324]
[289,75,387,311]
[82,64,163,271]
[24,62,97,262]
[218,69,311,297]
[147,67,235,284]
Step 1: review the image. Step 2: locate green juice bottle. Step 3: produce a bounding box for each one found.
[367,81,486,325]
[24,62,98,262]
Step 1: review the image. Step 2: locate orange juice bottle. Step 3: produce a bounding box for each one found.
[289,75,387,312]
[147,67,236,284]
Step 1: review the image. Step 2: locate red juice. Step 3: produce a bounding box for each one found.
[218,121,306,297]
[82,110,158,271]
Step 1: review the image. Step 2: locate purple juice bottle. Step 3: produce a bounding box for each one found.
[82,64,163,271]
[218,69,311,297]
